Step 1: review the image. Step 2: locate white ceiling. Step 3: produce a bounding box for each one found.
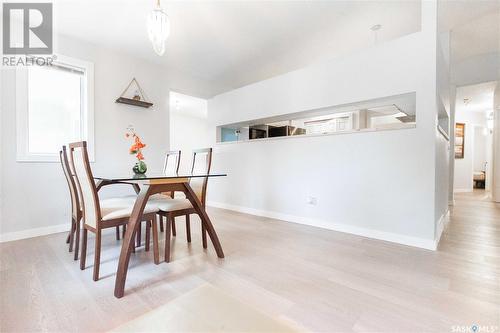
[450,10,500,64]
[51,0,499,98]
[456,81,497,114]
[53,0,422,97]
[438,0,500,31]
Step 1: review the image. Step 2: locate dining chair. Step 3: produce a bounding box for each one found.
[60,146,138,260]
[154,148,212,262]
[157,150,181,233]
[59,146,82,260]
[68,141,159,281]
[163,150,181,175]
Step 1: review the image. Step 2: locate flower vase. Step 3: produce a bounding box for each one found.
[133,160,147,174]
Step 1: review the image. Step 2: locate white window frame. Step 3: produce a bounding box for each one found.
[16,54,95,162]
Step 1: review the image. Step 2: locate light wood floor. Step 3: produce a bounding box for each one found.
[1,192,499,332]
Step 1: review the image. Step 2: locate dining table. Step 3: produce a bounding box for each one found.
[93,172,227,298]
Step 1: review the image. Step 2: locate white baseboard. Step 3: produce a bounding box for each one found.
[207,201,438,251]
[1,204,446,251]
[0,223,69,243]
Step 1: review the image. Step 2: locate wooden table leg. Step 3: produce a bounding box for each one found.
[114,185,152,298]
[183,183,224,258]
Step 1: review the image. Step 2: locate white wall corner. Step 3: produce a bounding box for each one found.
[208,201,438,251]
[492,82,500,202]
[434,209,450,249]
[448,85,457,205]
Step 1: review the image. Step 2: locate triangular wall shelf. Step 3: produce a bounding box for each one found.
[115,78,153,108]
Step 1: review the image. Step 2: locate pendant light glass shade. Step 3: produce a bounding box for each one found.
[147,1,170,56]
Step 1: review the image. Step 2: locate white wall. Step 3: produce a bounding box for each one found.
[473,127,488,171]
[493,84,500,202]
[435,13,451,233]
[453,111,488,192]
[0,35,205,240]
[206,2,442,249]
[169,93,211,171]
[434,130,450,238]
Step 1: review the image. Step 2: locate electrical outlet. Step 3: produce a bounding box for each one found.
[307,196,317,205]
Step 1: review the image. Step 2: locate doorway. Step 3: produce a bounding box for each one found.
[453,82,496,199]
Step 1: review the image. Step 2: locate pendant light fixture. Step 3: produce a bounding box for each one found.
[147,0,170,56]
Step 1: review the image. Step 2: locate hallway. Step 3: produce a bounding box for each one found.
[437,190,500,323]
[444,190,499,259]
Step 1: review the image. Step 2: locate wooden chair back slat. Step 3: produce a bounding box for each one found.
[189,148,212,206]
[60,146,80,220]
[163,150,181,174]
[162,150,181,198]
[68,141,101,228]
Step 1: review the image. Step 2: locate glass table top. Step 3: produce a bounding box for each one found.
[94,172,227,182]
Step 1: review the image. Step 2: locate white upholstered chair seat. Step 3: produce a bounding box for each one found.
[149,192,192,200]
[155,198,194,212]
[100,196,159,221]
[148,181,204,214]
[174,192,186,199]
[149,193,172,201]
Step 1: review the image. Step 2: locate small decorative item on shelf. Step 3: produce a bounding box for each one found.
[132,90,141,101]
[126,126,148,174]
[116,78,153,108]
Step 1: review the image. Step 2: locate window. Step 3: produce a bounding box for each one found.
[16,55,94,162]
[304,114,353,135]
[217,93,416,143]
